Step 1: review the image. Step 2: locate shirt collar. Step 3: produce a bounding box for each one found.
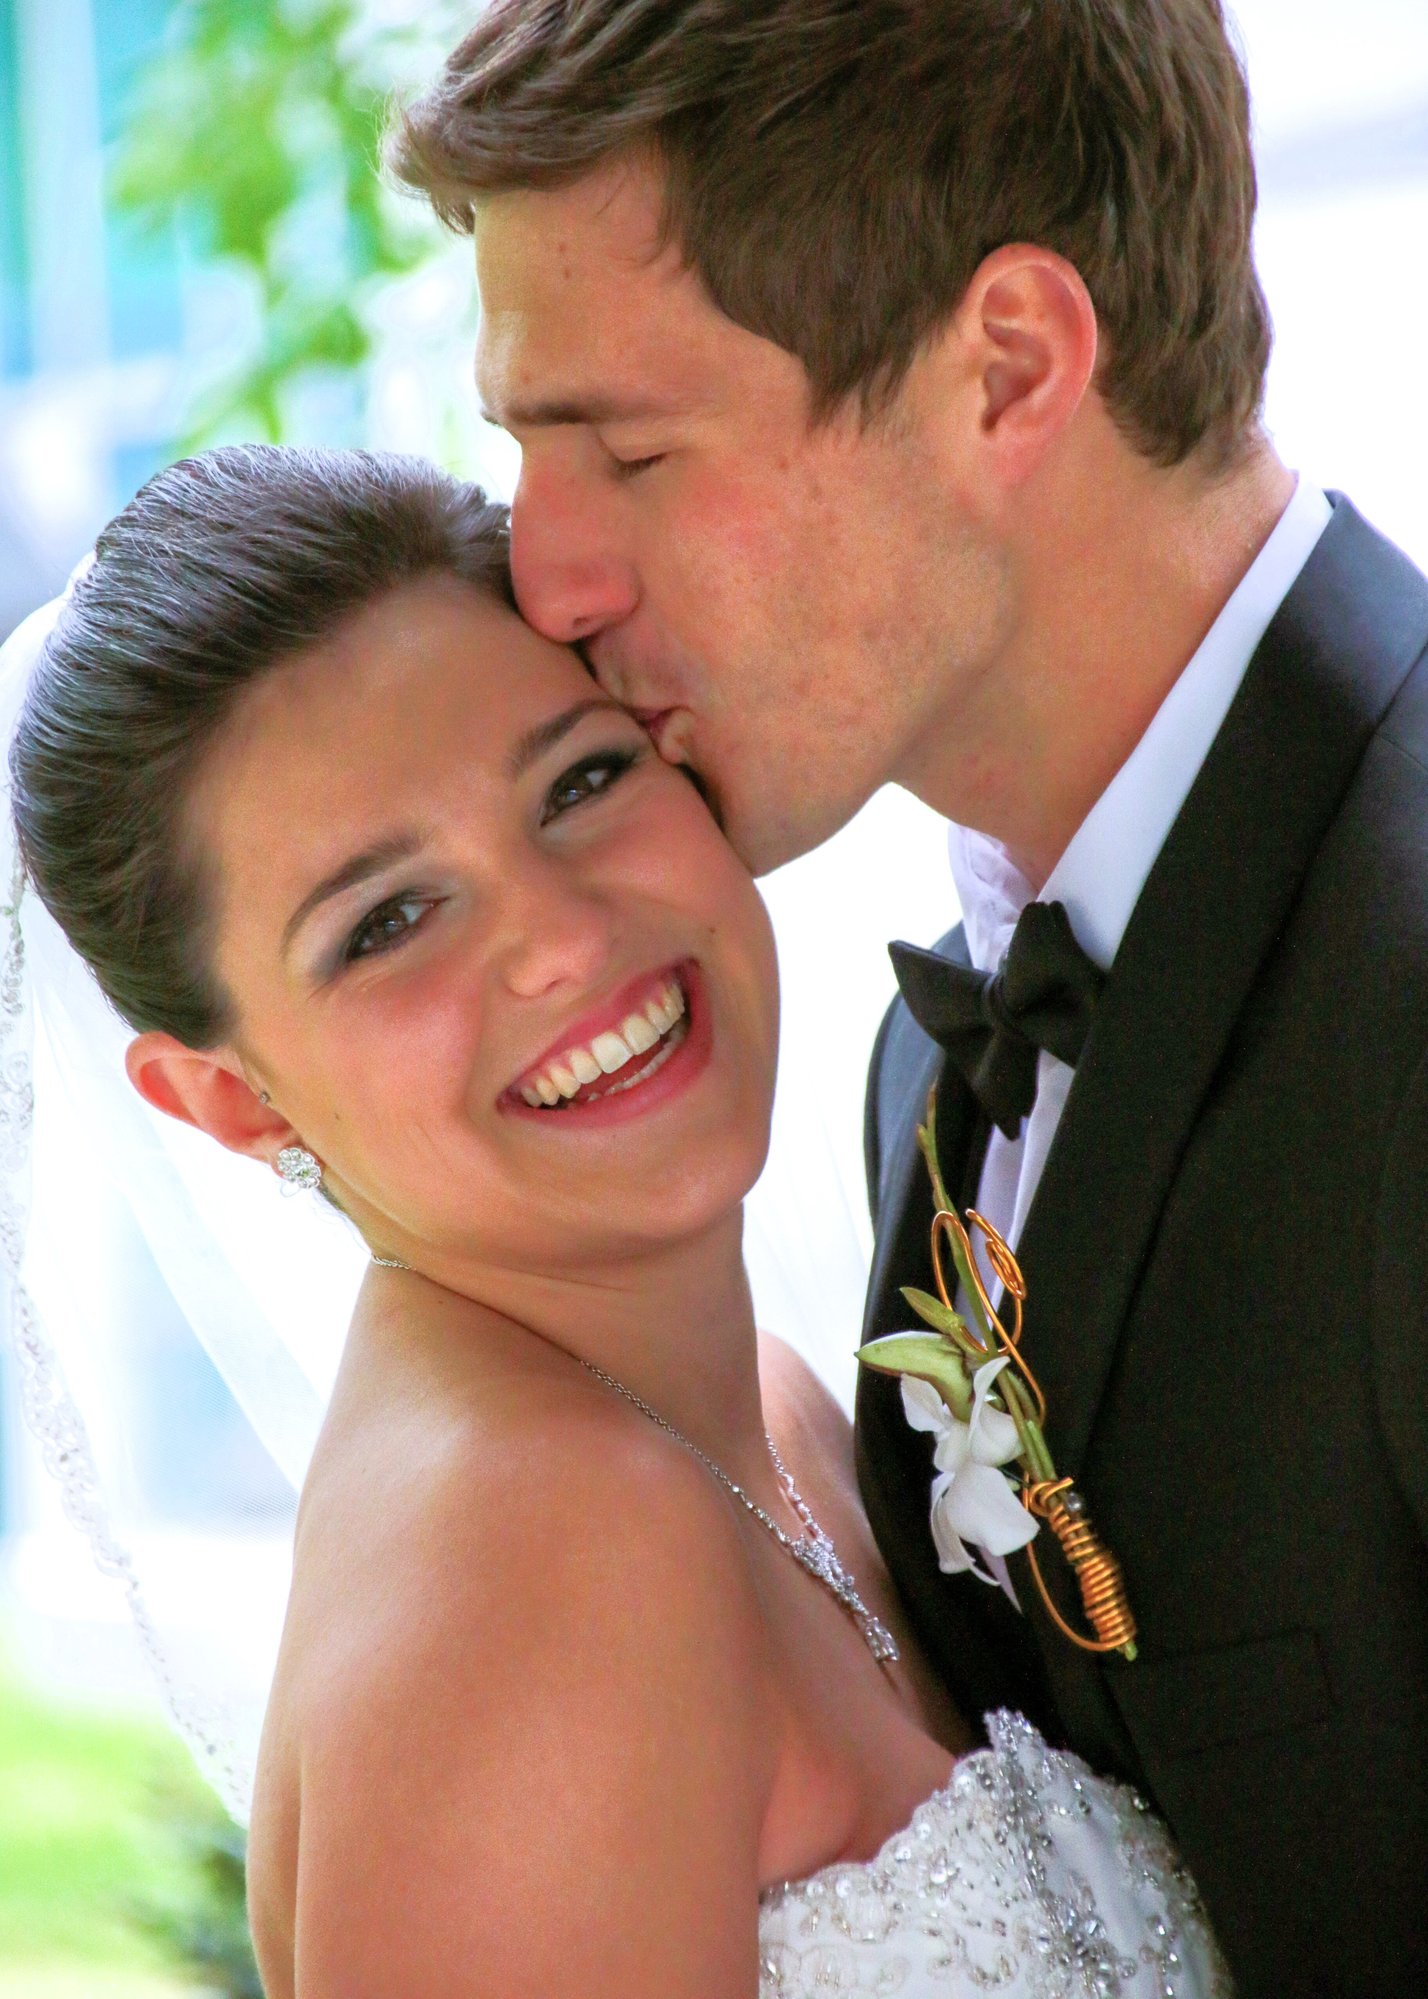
[948,477,1333,974]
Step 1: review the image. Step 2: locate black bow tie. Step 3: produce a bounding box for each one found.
[889,901,1105,1139]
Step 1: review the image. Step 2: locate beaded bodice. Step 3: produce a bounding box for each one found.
[758,1713,1232,1998]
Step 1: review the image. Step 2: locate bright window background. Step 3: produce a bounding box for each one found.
[0,0,1424,1776]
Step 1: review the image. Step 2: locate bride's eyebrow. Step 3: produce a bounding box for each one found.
[506,697,630,780]
[282,831,425,957]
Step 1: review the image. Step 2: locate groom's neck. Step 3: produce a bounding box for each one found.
[909,433,1296,891]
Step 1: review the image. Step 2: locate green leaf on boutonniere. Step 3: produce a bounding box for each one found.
[856,1332,973,1419]
[898,1286,986,1356]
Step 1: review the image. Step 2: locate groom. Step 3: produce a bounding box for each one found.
[397,2,1428,1990]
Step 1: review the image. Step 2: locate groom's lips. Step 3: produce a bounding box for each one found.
[633,706,677,751]
[632,707,721,822]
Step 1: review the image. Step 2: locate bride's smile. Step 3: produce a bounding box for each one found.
[503,958,707,1119]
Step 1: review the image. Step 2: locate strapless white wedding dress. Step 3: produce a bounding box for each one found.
[758,1712,1232,1997]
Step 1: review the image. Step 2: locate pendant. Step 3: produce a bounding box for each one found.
[792,1533,900,1664]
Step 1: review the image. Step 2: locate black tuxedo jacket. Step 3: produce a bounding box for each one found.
[859,497,1428,1998]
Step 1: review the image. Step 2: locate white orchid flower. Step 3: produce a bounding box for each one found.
[901,1355,1038,1595]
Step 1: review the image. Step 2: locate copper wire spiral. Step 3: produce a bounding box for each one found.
[928,1206,1044,1421]
[1023,1480,1138,1656]
[927,1199,1139,1659]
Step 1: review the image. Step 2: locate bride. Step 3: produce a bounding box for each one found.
[9,442,1228,1997]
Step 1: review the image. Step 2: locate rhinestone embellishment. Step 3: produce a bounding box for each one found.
[276,1144,322,1192]
[784,1513,899,1663]
[758,1712,1234,1998]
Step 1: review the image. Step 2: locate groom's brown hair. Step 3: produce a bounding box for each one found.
[392,0,1269,472]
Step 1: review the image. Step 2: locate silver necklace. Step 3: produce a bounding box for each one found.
[581,1357,898,1666]
[368,1258,896,1665]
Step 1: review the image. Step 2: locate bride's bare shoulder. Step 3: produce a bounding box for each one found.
[758,1328,854,1464]
[250,1329,777,1997]
[277,1336,777,1736]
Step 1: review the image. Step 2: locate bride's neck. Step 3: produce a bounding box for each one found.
[397,1208,771,1488]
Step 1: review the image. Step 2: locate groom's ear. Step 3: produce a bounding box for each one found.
[951,244,1100,485]
[125,1032,293,1165]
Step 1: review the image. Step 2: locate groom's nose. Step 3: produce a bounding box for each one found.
[509,464,641,651]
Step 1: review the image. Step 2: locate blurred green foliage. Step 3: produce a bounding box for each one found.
[138,1778,264,1999]
[0,1647,195,1975]
[0,1647,233,1989]
[111,0,471,443]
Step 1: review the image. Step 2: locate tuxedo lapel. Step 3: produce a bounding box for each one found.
[1015,498,1428,1478]
[862,929,977,1340]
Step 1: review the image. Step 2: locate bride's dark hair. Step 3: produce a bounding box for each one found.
[10,444,512,1047]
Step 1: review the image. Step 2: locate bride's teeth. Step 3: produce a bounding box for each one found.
[518,977,689,1108]
[622,1012,659,1055]
[591,1029,633,1074]
[654,982,685,1033]
[569,1048,602,1086]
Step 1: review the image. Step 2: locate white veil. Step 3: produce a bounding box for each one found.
[0,580,366,1822]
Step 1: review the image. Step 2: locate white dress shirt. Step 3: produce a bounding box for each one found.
[947,476,1333,1278]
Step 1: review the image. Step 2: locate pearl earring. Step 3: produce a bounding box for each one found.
[276,1144,322,1194]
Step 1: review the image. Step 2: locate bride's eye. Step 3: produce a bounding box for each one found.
[343,893,435,964]
[540,746,642,825]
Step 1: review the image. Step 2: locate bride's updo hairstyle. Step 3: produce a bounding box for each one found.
[11,444,512,1048]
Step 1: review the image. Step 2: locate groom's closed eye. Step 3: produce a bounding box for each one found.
[608,452,666,480]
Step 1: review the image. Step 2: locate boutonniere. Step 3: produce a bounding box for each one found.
[858,1091,1139,1662]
